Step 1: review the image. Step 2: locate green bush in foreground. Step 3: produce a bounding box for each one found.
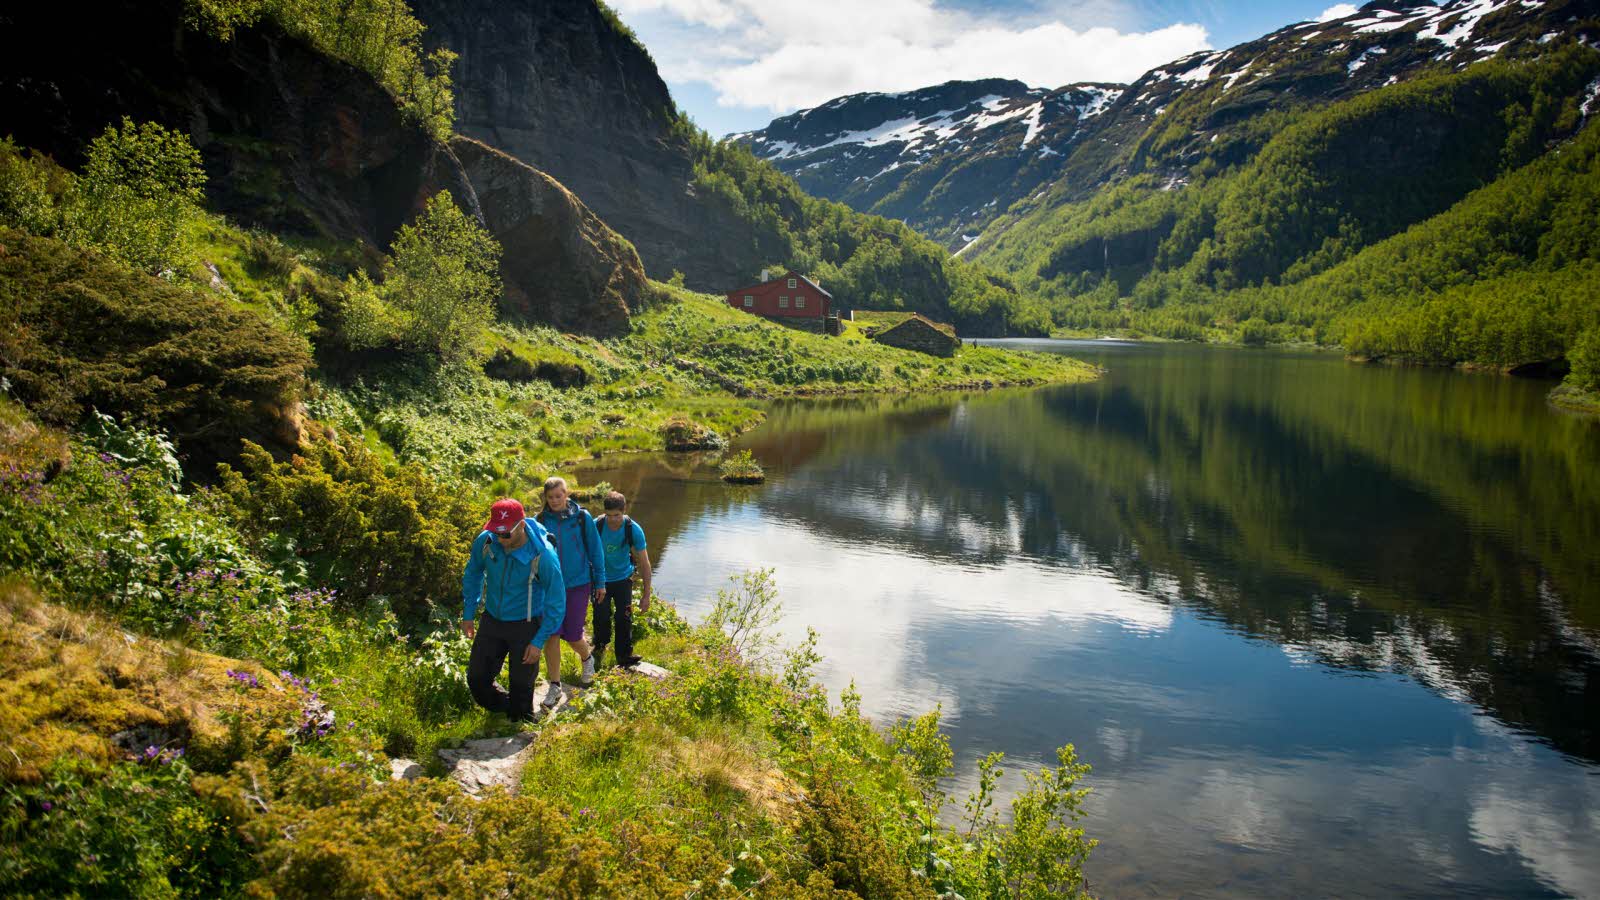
[214,434,478,628]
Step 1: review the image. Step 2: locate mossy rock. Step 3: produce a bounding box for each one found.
[0,580,301,783]
[660,416,725,452]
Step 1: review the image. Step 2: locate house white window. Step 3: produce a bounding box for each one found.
[787,277,797,289]
[796,295,806,309]
[743,295,753,308]
[778,296,789,308]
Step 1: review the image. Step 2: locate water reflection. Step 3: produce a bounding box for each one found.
[581,342,1600,897]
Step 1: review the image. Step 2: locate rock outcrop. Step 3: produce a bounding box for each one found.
[0,0,645,335]
[412,0,770,290]
[452,137,647,335]
[0,0,469,252]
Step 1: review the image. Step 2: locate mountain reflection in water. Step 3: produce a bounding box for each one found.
[581,341,1600,898]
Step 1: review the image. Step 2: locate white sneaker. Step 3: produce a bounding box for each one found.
[579,654,596,686]
[541,682,563,708]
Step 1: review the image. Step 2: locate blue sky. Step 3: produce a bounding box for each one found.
[608,0,1364,135]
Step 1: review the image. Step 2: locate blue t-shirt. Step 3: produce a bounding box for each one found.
[599,517,647,583]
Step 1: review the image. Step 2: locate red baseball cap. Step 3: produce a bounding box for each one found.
[485,498,525,534]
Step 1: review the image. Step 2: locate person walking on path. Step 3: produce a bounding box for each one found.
[594,491,652,669]
[536,476,603,705]
[460,498,566,721]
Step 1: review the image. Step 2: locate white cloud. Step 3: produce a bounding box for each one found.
[610,0,1211,114]
[1317,3,1359,21]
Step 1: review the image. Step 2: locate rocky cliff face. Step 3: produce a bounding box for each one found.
[412,0,765,289]
[0,0,469,252]
[452,137,647,335]
[0,0,648,334]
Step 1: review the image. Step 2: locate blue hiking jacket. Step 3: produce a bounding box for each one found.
[599,516,647,583]
[538,502,605,589]
[461,517,565,647]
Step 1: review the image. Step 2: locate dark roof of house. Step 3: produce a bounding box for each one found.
[726,269,834,299]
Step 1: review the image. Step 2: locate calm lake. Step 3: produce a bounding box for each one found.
[583,340,1600,898]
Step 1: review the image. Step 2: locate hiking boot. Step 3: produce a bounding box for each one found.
[620,654,643,669]
[579,653,596,686]
[541,682,563,708]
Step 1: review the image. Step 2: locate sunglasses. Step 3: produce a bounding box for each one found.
[494,525,521,540]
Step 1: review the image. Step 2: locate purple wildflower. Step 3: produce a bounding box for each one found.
[40,801,52,812]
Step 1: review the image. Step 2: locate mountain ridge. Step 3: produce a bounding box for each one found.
[733,0,1597,251]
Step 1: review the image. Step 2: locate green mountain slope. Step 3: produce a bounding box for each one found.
[972,41,1600,369]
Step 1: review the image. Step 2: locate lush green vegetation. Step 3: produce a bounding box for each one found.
[184,0,456,139]
[973,44,1600,374]
[0,398,1096,896]
[718,449,766,484]
[0,226,310,466]
[2,120,207,275]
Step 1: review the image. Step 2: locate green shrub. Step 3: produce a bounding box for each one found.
[0,137,62,235]
[718,448,766,483]
[339,191,500,360]
[799,776,936,898]
[0,758,256,897]
[0,228,310,464]
[213,435,478,627]
[60,118,206,275]
[1238,317,1272,347]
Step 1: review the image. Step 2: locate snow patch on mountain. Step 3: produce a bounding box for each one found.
[1020,103,1045,148]
[1348,46,1387,73]
[1078,88,1123,117]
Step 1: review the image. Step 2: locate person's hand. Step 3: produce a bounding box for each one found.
[593,585,606,602]
[639,590,651,613]
[522,643,539,665]
[460,619,476,639]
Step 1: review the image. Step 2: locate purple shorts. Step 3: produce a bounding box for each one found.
[559,585,590,642]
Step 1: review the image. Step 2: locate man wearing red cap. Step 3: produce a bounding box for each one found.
[460,498,566,720]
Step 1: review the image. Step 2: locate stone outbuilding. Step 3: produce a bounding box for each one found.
[869,314,960,357]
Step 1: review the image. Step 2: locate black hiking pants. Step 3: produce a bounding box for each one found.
[466,613,542,721]
[594,578,638,666]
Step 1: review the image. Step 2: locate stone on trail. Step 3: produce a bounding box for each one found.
[436,732,537,796]
[628,660,671,682]
[431,679,571,795]
[389,758,424,781]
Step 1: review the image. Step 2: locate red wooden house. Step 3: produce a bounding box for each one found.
[725,269,833,321]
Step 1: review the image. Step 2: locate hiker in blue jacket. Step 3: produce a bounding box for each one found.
[536,476,605,705]
[595,490,651,669]
[461,498,566,721]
